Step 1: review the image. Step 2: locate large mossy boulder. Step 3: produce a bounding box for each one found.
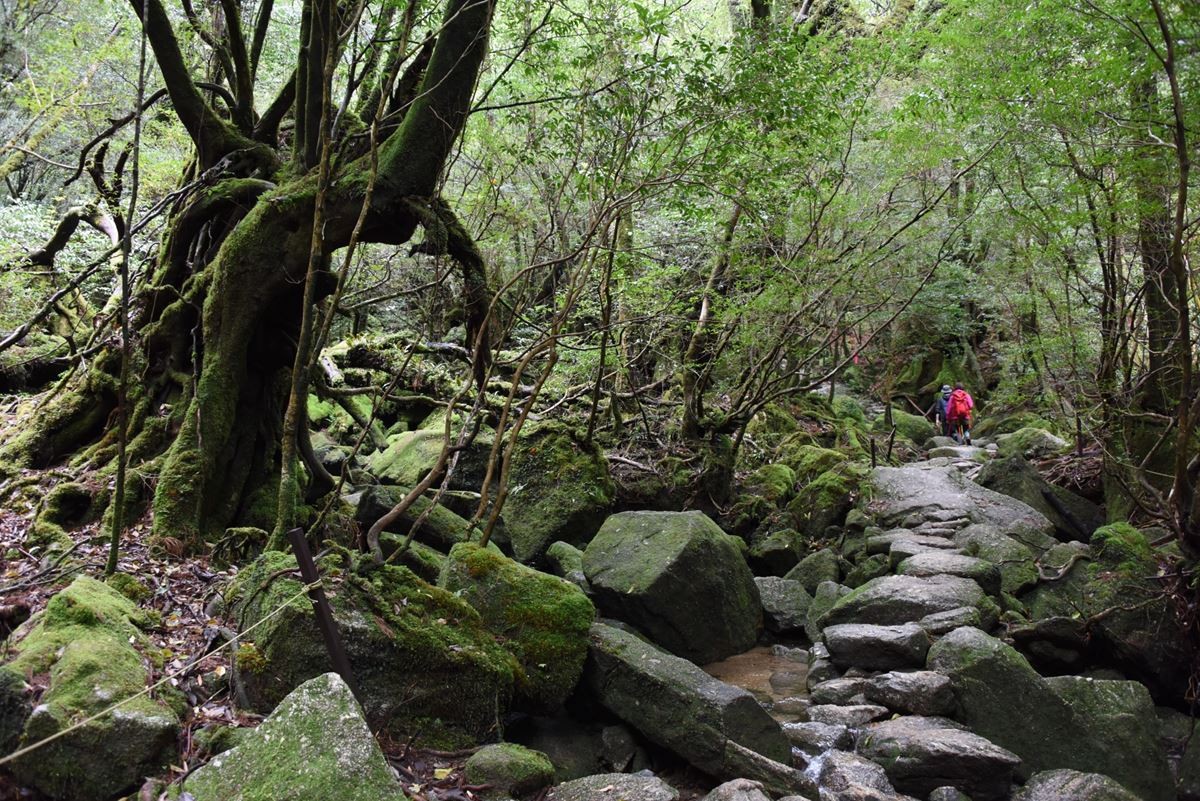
[583,623,791,783]
[926,626,1174,801]
[229,550,515,746]
[995,427,1069,459]
[582,511,760,664]
[439,543,594,711]
[873,407,937,446]
[500,423,617,563]
[368,428,457,486]
[1,577,180,801]
[366,423,615,563]
[975,455,1104,540]
[1021,524,1192,704]
[181,673,404,801]
[786,462,870,539]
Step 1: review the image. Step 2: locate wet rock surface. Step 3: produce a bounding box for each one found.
[855,716,1021,801]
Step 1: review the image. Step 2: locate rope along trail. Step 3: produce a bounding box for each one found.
[0,578,323,768]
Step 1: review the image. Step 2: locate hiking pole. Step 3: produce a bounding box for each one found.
[287,527,363,706]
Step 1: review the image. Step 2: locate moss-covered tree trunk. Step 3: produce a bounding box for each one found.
[0,0,497,548]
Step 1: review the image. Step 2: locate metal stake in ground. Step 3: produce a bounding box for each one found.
[287,527,363,705]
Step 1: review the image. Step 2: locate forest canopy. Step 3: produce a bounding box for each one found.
[0,0,1195,560]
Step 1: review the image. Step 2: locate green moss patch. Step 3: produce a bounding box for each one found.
[1089,523,1152,575]
[3,577,179,801]
[440,543,594,711]
[464,742,555,798]
[745,463,796,503]
[229,550,516,746]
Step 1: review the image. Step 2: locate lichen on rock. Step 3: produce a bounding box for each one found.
[1,576,180,801]
[181,672,405,801]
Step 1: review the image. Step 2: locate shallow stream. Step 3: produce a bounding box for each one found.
[703,645,810,724]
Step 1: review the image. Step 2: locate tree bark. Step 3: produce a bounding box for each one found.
[0,0,498,550]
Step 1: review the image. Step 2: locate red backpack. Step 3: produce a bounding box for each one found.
[947,389,972,420]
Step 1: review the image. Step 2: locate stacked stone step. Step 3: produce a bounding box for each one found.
[798,565,1017,801]
[786,456,1175,801]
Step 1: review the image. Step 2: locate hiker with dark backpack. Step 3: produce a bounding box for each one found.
[930,384,952,437]
[946,383,974,444]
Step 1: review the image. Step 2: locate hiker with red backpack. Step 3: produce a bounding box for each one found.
[946,383,974,445]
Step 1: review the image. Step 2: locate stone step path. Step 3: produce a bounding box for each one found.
[779,445,1175,801]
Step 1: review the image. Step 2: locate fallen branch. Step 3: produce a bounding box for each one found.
[607,454,657,473]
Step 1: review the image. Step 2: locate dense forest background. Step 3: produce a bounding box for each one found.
[1,0,1195,550]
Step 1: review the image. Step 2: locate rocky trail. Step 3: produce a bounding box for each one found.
[504,431,1193,801]
[1,428,1196,801]
[748,439,1183,801]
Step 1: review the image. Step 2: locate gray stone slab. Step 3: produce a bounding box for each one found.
[856,715,1021,801]
[824,622,931,671]
[896,551,1002,596]
[863,670,955,717]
